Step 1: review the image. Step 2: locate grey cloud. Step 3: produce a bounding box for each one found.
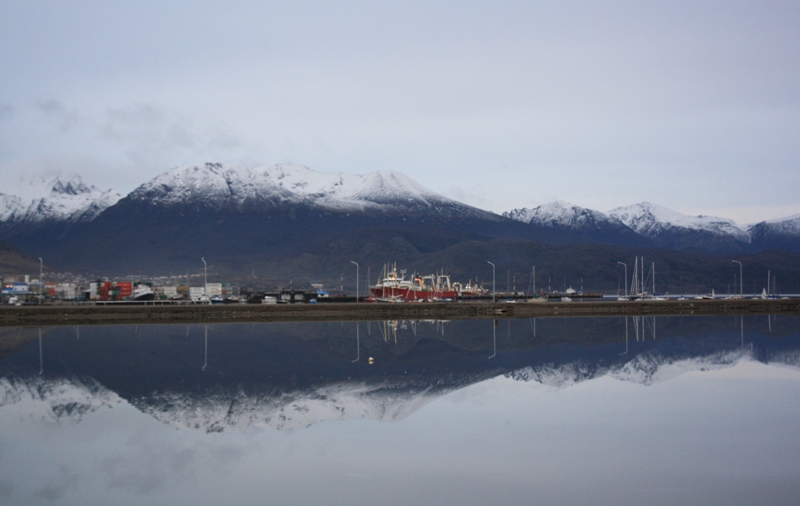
[0,479,14,496]
[101,103,196,151]
[204,124,245,151]
[99,103,249,173]
[101,103,249,153]
[36,99,79,133]
[0,104,13,120]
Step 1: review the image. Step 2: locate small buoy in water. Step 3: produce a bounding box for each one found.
[368,357,374,364]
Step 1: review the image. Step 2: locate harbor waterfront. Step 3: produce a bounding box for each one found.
[2,298,799,327]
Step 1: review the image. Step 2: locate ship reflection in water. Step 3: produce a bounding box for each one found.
[1,316,800,505]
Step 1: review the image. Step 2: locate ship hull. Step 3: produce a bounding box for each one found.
[370,287,458,301]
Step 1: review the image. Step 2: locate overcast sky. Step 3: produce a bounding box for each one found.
[1,1,798,224]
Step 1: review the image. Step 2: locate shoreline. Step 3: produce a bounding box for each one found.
[1,298,798,328]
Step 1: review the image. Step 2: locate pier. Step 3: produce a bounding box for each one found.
[1,298,798,328]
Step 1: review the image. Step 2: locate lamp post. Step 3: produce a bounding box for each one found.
[732,260,743,296]
[201,257,207,297]
[617,261,627,297]
[487,261,496,303]
[351,261,359,302]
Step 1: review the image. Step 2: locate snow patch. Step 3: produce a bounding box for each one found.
[504,201,624,229]
[0,375,122,424]
[0,174,121,223]
[748,214,800,236]
[129,162,459,213]
[134,381,444,432]
[608,201,750,241]
[508,349,752,388]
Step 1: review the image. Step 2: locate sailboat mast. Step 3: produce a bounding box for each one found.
[641,256,645,296]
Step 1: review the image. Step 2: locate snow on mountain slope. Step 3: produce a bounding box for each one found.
[748,213,800,236]
[129,162,476,215]
[608,201,750,242]
[746,213,800,251]
[504,201,627,229]
[262,164,442,205]
[0,174,121,223]
[128,162,293,207]
[0,375,122,424]
[135,380,444,433]
[508,349,751,388]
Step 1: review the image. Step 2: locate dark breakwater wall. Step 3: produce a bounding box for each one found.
[1,299,799,328]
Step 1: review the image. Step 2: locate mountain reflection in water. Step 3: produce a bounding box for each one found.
[1,316,799,505]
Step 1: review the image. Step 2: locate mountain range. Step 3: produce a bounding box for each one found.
[2,163,800,291]
[504,200,800,254]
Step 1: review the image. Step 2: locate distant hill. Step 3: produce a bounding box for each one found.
[0,239,43,277]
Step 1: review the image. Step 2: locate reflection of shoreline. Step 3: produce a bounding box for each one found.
[2,298,799,327]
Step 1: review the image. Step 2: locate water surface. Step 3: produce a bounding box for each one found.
[1,316,799,505]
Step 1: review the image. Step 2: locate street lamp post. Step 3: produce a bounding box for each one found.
[351,261,359,302]
[732,260,743,296]
[487,261,496,303]
[617,261,627,297]
[201,257,207,297]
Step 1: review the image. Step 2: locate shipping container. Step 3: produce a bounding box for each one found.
[206,283,223,296]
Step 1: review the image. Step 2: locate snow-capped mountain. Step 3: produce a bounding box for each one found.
[505,201,626,229]
[754,213,800,234]
[502,201,651,248]
[129,162,480,216]
[4,162,800,276]
[505,200,800,253]
[747,214,800,252]
[608,202,750,242]
[0,174,121,223]
[263,163,446,208]
[40,161,513,274]
[128,163,293,208]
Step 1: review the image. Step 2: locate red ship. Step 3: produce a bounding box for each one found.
[370,264,459,301]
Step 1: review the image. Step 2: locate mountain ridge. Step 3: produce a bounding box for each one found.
[2,163,800,280]
[0,174,121,224]
[506,200,800,254]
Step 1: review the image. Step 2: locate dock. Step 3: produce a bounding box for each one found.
[1,298,798,328]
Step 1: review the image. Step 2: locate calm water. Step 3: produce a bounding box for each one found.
[1,316,799,506]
